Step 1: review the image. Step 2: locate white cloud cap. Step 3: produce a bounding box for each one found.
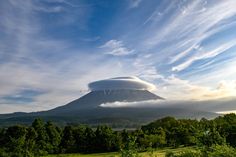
[88,76,156,91]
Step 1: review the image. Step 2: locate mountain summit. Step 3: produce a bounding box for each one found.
[49,77,164,113]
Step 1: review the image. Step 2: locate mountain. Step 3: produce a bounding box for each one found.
[47,89,164,114]
[0,77,233,128]
[0,89,222,127]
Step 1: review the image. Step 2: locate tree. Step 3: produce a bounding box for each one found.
[214,113,236,147]
[94,125,115,152]
[45,121,61,153]
[74,125,87,152]
[32,118,48,155]
[120,136,139,157]
[113,131,122,151]
[83,127,95,152]
[24,127,37,156]
[0,128,5,148]
[59,126,76,153]
[226,125,236,147]
[5,125,28,156]
[197,127,225,147]
[137,127,166,149]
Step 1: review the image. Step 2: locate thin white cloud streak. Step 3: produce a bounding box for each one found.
[169,20,236,65]
[191,60,236,87]
[216,110,236,114]
[100,99,165,108]
[34,5,64,13]
[100,40,134,56]
[44,0,96,8]
[99,98,236,114]
[129,0,142,9]
[172,41,236,71]
[143,0,176,26]
[130,53,164,82]
[169,44,200,64]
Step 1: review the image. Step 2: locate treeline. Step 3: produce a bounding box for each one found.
[0,114,236,156]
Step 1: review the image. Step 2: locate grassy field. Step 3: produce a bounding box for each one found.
[45,147,194,157]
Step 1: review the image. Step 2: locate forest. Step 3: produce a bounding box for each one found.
[0,113,236,157]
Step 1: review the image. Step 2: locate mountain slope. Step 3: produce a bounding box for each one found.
[47,89,164,114]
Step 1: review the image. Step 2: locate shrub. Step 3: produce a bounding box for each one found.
[165,150,202,157]
[207,145,236,157]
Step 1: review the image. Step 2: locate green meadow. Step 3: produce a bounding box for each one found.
[45,147,194,157]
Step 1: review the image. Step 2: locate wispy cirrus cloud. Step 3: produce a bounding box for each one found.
[135,0,236,72]
[100,40,135,56]
[129,0,142,8]
[119,0,236,95]
[172,41,236,71]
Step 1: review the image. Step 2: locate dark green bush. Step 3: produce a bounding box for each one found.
[207,145,236,157]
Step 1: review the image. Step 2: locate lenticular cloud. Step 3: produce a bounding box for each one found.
[88,76,156,91]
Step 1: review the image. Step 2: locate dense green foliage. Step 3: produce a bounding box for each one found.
[0,114,235,157]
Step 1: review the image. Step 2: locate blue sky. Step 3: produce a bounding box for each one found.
[0,0,236,113]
